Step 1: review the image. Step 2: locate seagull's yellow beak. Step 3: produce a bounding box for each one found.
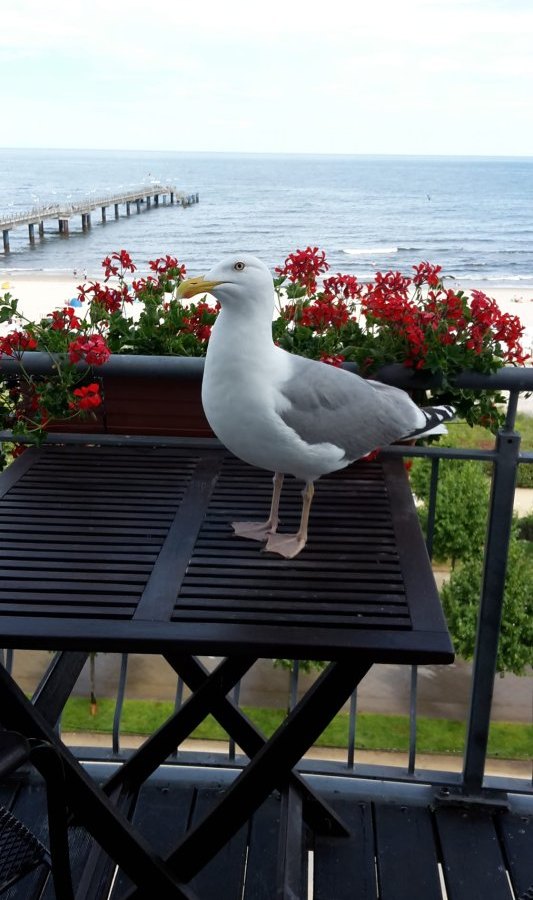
[177,275,222,299]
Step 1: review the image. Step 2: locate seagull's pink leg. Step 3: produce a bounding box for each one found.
[232,472,284,542]
[264,481,315,559]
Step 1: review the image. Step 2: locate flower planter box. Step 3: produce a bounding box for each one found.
[97,372,212,436]
[58,356,212,437]
[6,354,214,438]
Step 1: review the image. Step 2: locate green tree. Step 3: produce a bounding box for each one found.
[441,530,533,676]
[410,458,490,567]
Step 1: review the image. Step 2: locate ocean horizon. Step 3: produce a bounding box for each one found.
[1,149,532,288]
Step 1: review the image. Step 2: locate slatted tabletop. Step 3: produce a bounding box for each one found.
[0,442,453,663]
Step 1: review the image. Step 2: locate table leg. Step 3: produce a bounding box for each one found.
[104,655,256,795]
[124,658,373,894]
[0,661,199,898]
[165,652,351,837]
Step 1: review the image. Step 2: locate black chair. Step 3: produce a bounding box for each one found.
[0,731,74,899]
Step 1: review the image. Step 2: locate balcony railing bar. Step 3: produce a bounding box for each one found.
[112,654,129,756]
[228,680,241,761]
[172,675,185,760]
[408,665,419,775]
[346,691,357,770]
[426,457,441,560]
[463,429,522,793]
[289,661,300,712]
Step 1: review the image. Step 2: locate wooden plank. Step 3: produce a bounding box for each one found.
[313,797,376,900]
[110,781,196,898]
[242,794,281,900]
[374,803,442,900]
[276,785,307,899]
[435,807,514,900]
[188,786,248,900]
[171,609,410,628]
[497,812,533,898]
[134,451,225,621]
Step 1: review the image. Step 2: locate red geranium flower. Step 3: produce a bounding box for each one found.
[49,307,81,332]
[69,382,102,410]
[0,331,38,357]
[275,246,329,293]
[149,255,186,278]
[68,335,111,366]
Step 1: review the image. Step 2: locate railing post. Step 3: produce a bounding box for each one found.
[462,428,521,793]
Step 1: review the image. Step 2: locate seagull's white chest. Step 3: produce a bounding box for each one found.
[202,326,291,468]
[201,317,347,480]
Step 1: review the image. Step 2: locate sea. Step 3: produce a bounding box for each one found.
[1,148,532,287]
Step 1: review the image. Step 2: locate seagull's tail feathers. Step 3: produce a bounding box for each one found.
[402,404,456,441]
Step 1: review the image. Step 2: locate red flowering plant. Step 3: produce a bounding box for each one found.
[0,249,217,454]
[272,249,529,429]
[0,245,528,462]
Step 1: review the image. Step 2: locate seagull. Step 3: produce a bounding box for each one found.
[178,254,454,558]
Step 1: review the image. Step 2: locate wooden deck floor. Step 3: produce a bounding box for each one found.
[1,763,532,900]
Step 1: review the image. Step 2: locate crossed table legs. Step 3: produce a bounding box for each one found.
[0,652,372,898]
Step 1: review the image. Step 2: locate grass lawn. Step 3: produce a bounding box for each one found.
[449,413,533,450]
[447,414,533,488]
[61,697,532,761]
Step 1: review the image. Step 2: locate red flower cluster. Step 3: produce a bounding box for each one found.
[149,255,186,278]
[78,282,130,315]
[68,334,111,366]
[0,331,38,357]
[68,383,102,410]
[299,298,350,331]
[467,291,526,362]
[102,250,137,280]
[132,276,158,293]
[50,307,81,331]
[276,246,329,293]
[183,301,219,343]
[362,275,527,369]
[322,273,362,300]
[412,262,442,287]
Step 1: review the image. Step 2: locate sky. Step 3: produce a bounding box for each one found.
[1,0,532,156]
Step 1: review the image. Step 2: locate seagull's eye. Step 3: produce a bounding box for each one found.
[233,261,246,271]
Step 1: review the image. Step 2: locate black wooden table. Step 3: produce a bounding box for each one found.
[0,442,454,899]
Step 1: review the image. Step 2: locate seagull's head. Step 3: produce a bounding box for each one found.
[177,254,274,311]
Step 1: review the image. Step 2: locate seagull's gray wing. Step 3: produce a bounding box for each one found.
[277,356,424,460]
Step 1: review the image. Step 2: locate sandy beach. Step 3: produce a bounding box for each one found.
[2,271,533,333]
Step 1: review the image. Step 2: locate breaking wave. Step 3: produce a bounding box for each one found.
[342,247,398,256]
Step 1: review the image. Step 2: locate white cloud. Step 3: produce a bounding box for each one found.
[1,0,532,154]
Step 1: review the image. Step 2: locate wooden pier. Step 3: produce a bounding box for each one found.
[0,184,199,252]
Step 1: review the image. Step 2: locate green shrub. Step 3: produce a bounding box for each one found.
[410,457,489,566]
[441,531,533,675]
[516,463,533,488]
[516,512,533,542]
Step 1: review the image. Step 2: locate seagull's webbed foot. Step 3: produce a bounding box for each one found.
[232,473,285,543]
[263,532,307,559]
[232,520,275,542]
